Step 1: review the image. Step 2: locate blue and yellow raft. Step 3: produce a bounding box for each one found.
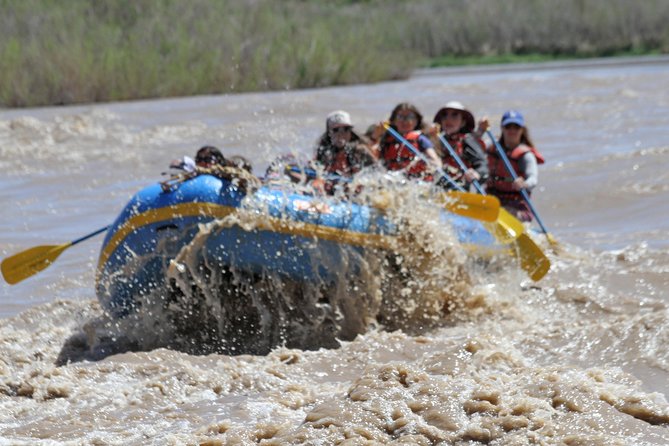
[95,173,498,320]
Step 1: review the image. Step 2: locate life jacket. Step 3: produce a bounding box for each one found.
[487,143,544,200]
[440,133,464,174]
[440,133,483,174]
[380,130,429,177]
[322,147,353,175]
[316,143,358,177]
[436,133,488,189]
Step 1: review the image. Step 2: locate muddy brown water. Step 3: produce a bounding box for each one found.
[1,57,668,444]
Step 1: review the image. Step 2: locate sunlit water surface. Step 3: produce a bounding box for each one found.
[1,58,668,444]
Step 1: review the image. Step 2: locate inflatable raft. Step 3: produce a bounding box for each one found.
[94,171,500,353]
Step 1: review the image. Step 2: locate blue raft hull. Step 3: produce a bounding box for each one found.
[95,174,496,321]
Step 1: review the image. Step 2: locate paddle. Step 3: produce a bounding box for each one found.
[1,226,109,285]
[383,125,522,238]
[385,124,549,281]
[436,133,486,195]
[486,130,559,248]
[286,164,500,222]
[436,133,524,243]
[382,123,500,215]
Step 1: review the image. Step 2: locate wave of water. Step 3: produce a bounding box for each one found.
[1,60,669,443]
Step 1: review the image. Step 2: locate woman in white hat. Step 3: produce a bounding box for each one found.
[432,101,489,191]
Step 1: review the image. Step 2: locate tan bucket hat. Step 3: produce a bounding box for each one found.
[433,101,475,133]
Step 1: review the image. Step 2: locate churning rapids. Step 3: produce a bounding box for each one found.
[1,57,668,444]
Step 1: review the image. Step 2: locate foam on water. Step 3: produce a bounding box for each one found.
[2,59,669,443]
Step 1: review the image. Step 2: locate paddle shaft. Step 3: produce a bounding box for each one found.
[436,133,485,194]
[290,162,498,221]
[486,130,552,237]
[383,124,462,190]
[385,125,548,279]
[72,226,110,246]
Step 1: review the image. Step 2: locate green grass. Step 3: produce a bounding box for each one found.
[2,0,669,107]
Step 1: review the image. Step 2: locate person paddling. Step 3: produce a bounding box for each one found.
[431,101,489,191]
[378,102,442,180]
[486,110,545,222]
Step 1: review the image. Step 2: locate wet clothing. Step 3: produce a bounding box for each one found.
[315,141,376,177]
[314,136,376,195]
[487,143,544,222]
[380,130,435,179]
[436,133,489,191]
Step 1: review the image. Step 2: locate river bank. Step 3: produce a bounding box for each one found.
[3,0,669,107]
[415,54,669,77]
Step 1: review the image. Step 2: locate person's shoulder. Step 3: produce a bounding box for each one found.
[463,133,485,147]
[417,132,434,148]
[522,144,545,164]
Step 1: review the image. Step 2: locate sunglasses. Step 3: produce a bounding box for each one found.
[503,124,522,130]
[330,126,352,134]
[396,113,417,121]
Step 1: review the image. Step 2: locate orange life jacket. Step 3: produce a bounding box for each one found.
[487,143,544,199]
[380,130,429,177]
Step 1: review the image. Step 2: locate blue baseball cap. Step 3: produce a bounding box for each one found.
[501,110,525,127]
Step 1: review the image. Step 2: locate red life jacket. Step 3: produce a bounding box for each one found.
[324,148,353,175]
[380,130,429,177]
[487,143,544,199]
[441,134,464,175]
[440,133,486,179]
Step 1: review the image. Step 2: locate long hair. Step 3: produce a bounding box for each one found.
[499,126,535,148]
[388,102,425,132]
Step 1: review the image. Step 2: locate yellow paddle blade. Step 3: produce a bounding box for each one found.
[482,208,525,244]
[497,208,525,240]
[437,191,500,222]
[512,233,550,281]
[1,243,72,285]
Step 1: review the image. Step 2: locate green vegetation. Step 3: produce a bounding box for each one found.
[2,0,669,107]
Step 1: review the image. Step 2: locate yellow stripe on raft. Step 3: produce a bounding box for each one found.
[96,202,396,273]
[97,202,237,270]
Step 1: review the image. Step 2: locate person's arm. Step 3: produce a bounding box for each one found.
[169,156,196,172]
[418,134,443,170]
[516,152,538,190]
[462,136,489,182]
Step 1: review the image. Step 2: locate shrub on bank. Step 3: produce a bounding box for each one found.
[2,0,668,107]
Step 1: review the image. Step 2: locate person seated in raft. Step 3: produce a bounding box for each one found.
[429,101,489,191]
[364,123,384,151]
[170,145,224,172]
[227,155,253,174]
[170,146,253,173]
[486,110,545,222]
[312,110,378,194]
[376,102,442,181]
[166,146,257,193]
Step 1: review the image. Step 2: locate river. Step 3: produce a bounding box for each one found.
[1,57,668,444]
